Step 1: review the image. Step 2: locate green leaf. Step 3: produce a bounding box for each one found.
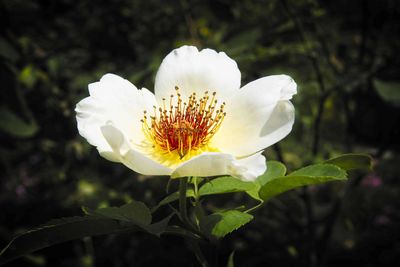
[83,201,151,225]
[0,211,172,265]
[373,79,400,107]
[325,153,372,171]
[0,107,38,138]
[141,214,174,237]
[259,164,347,201]
[288,163,347,178]
[200,210,253,238]
[257,161,287,186]
[198,176,257,196]
[227,251,235,267]
[225,28,261,55]
[0,216,136,265]
[19,64,38,89]
[153,176,257,211]
[151,189,195,212]
[164,226,202,240]
[246,161,286,200]
[0,37,19,63]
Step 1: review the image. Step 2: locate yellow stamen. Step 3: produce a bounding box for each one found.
[141,87,225,159]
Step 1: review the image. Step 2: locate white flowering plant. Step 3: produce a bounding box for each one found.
[0,46,371,266]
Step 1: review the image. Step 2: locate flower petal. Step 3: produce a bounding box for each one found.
[101,124,172,175]
[154,46,241,103]
[171,152,234,178]
[229,152,267,181]
[76,97,118,161]
[212,75,296,157]
[171,152,266,181]
[76,74,157,157]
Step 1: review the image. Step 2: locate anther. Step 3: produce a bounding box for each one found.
[140,88,226,159]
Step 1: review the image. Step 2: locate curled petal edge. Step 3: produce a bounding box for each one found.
[100,124,173,176]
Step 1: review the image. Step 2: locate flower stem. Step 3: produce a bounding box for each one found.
[187,239,209,267]
[244,201,263,213]
[193,176,199,198]
[164,226,202,240]
[192,176,202,227]
[179,177,210,266]
[179,177,189,225]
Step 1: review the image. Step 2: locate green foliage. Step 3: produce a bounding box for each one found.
[0,216,134,265]
[373,79,400,107]
[223,28,261,56]
[0,37,19,63]
[200,210,253,239]
[0,154,374,265]
[83,201,152,225]
[257,161,288,185]
[198,176,257,196]
[0,107,38,138]
[0,0,396,265]
[254,154,372,202]
[289,163,347,178]
[259,164,347,201]
[227,251,235,267]
[0,202,171,265]
[1,153,372,264]
[246,161,287,200]
[325,153,372,171]
[151,189,195,212]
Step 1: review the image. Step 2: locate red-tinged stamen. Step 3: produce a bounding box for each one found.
[141,86,226,159]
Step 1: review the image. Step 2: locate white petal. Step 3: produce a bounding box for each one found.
[171,152,266,181]
[154,46,241,103]
[212,75,296,157]
[229,152,267,181]
[76,74,157,158]
[76,97,117,159]
[270,75,297,100]
[258,101,295,147]
[171,152,234,178]
[101,124,172,175]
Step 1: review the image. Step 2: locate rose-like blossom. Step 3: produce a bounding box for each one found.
[75,46,296,181]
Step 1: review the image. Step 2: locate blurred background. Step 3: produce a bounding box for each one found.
[0,0,399,266]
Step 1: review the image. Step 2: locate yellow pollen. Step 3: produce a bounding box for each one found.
[141,87,225,159]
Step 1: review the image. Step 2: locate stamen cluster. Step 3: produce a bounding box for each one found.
[141,86,226,159]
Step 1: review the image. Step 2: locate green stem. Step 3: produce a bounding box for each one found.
[179,177,189,225]
[164,226,202,240]
[187,239,209,267]
[179,177,210,267]
[192,176,202,228]
[244,201,263,213]
[193,176,199,198]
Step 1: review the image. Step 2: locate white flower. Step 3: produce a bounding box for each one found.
[75,46,296,181]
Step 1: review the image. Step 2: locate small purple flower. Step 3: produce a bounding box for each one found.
[361,173,382,187]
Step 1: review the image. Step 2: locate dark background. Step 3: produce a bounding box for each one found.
[1,0,400,266]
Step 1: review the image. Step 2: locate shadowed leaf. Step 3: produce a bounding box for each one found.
[326,153,372,171]
[83,201,151,225]
[0,107,38,138]
[0,203,172,265]
[0,217,135,265]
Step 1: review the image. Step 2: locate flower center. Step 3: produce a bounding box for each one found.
[141,86,226,159]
